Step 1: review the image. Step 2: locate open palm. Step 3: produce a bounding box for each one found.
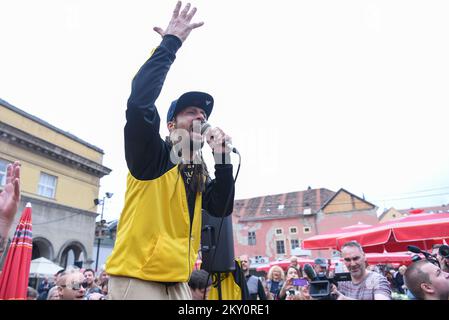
[0,162,21,224]
[153,1,204,43]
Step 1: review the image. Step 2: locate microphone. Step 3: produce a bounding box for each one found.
[407,245,440,267]
[407,245,432,258]
[200,122,238,154]
[303,263,317,281]
[407,245,422,254]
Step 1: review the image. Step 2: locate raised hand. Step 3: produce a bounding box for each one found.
[0,161,21,231]
[153,1,204,42]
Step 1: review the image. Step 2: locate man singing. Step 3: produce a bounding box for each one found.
[105,2,235,300]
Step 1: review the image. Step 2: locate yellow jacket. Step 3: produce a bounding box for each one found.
[105,166,202,282]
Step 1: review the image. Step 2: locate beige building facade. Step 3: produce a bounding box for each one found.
[0,98,111,268]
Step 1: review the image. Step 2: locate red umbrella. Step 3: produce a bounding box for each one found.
[303,223,374,250]
[336,213,449,253]
[256,259,338,272]
[409,209,425,215]
[267,258,315,271]
[0,203,33,300]
[255,264,271,273]
[362,252,414,266]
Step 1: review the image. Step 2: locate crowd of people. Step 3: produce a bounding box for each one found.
[239,243,391,301]
[26,268,109,300]
[240,241,449,301]
[1,158,449,301]
[27,267,216,300]
[22,240,449,301]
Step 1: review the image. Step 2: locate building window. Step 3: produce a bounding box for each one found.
[38,172,57,198]
[275,228,283,235]
[248,231,256,246]
[0,160,7,186]
[303,226,311,233]
[290,227,297,234]
[291,239,300,250]
[276,240,285,254]
[303,208,312,215]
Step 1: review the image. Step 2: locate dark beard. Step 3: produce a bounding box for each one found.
[165,135,209,193]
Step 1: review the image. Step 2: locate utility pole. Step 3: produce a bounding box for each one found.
[94,192,113,272]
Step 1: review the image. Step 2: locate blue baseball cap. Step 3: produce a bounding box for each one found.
[314,258,328,268]
[166,91,214,123]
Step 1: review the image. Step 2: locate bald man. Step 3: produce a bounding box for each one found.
[404,260,449,300]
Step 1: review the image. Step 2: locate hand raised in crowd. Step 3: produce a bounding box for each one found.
[0,161,21,234]
[278,275,295,298]
[153,1,204,42]
[284,284,312,300]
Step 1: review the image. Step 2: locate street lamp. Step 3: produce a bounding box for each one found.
[94,192,113,272]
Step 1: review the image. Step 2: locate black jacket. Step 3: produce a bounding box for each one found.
[125,35,235,220]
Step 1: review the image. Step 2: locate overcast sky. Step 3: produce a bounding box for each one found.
[1,0,449,221]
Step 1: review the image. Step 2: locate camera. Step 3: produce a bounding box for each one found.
[439,245,449,259]
[308,272,351,300]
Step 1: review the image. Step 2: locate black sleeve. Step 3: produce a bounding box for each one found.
[202,164,235,217]
[124,35,182,180]
[257,279,267,300]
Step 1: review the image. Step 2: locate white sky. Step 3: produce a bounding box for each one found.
[1,0,449,221]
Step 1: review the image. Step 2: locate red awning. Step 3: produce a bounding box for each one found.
[336,213,449,252]
[255,264,271,273]
[303,223,374,250]
[255,258,317,272]
[362,252,414,266]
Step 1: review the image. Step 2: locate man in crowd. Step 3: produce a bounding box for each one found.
[57,268,87,300]
[404,259,449,300]
[392,265,407,294]
[240,255,267,300]
[432,244,449,272]
[314,257,329,277]
[36,269,66,300]
[83,268,102,295]
[289,256,299,269]
[332,241,391,300]
[27,287,38,300]
[37,276,52,300]
[54,269,66,285]
[105,1,235,299]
